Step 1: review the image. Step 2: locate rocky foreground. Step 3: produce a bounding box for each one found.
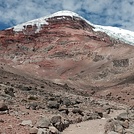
[0,65,134,134]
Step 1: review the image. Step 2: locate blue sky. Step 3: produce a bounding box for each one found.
[0,0,134,31]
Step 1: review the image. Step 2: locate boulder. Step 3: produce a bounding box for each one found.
[28,102,38,110]
[63,120,70,128]
[36,116,50,128]
[117,112,129,121]
[20,120,33,127]
[69,114,82,124]
[129,112,134,120]
[47,101,60,109]
[114,123,123,133]
[72,108,83,115]
[27,95,38,100]
[59,107,69,115]
[50,115,62,125]
[4,87,15,97]
[104,119,115,133]
[49,126,59,134]
[29,127,38,134]
[122,120,129,129]
[62,97,71,107]
[37,128,47,134]
[94,108,104,118]
[18,85,32,91]
[54,122,64,132]
[89,113,101,120]
[0,101,8,111]
[50,115,69,131]
[0,119,4,123]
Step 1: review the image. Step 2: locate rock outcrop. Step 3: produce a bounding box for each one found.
[104,108,134,134]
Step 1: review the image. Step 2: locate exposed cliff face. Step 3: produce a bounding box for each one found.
[0,14,134,97]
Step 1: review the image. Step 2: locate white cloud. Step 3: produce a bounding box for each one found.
[0,0,134,31]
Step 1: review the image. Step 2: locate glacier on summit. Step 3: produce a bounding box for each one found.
[9,10,134,45]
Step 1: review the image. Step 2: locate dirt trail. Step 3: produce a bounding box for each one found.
[62,110,124,134]
[63,119,106,134]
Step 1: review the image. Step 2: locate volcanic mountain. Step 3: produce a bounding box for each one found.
[0,10,134,105]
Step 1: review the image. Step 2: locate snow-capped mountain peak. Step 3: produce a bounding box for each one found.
[48,10,80,18]
[11,10,83,32]
[10,10,134,45]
